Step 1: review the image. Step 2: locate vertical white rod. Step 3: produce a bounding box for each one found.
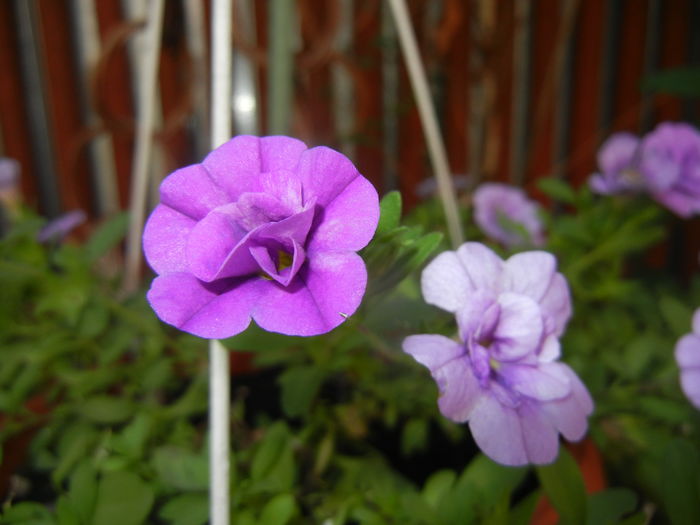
[387,0,464,248]
[123,0,165,293]
[210,1,232,524]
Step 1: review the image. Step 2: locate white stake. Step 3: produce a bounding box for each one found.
[210,1,232,524]
[387,0,464,248]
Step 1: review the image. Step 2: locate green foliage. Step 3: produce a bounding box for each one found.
[536,449,587,525]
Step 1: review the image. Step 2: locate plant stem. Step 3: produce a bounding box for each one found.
[387,0,464,248]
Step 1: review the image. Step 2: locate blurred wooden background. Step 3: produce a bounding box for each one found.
[0,0,698,230]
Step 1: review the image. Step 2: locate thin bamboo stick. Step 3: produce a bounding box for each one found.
[387,0,464,248]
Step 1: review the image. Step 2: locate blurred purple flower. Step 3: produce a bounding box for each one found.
[143,135,379,338]
[473,183,545,248]
[588,132,643,195]
[675,308,700,409]
[403,242,593,466]
[0,157,20,191]
[37,210,86,243]
[639,122,700,217]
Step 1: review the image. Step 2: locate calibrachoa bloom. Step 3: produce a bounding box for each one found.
[675,308,700,409]
[473,183,545,248]
[639,122,700,217]
[588,132,643,195]
[403,243,593,466]
[143,135,379,338]
[38,210,86,243]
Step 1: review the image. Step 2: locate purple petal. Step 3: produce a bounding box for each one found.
[296,146,362,207]
[456,290,499,341]
[435,357,481,422]
[503,251,556,301]
[675,334,700,368]
[541,364,594,441]
[143,205,196,274]
[306,175,379,254]
[259,136,308,172]
[252,252,367,336]
[402,334,464,372]
[455,243,504,292]
[597,132,639,175]
[202,135,264,200]
[254,204,316,250]
[469,395,528,466]
[679,369,700,409]
[260,169,304,211]
[492,293,543,360]
[518,403,560,464]
[538,273,572,336]
[539,336,561,362]
[160,164,229,220]
[230,192,294,231]
[250,239,305,286]
[421,251,474,313]
[499,362,570,401]
[147,272,264,339]
[692,309,700,334]
[186,204,256,282]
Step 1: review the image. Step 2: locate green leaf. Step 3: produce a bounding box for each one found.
[277,365,325,418]
[659,296,693,338]
[641,67,700,97]
[536,448,587,525]
[421,469,456,508]
[661,439,700,525]
[250,423,296,492]
[400,418,428,455]
[152,446,209,491]
[376,191,402,235]
[53,424,98,485]
[258,494,298,525]
[158,493,209,525]
[538,178,577,204]
[586,488,637,525]
[79,396,133,424]
[0,502,54,523]
[84,212,129,262]
[66,460,98,523]
[92,471,154,525]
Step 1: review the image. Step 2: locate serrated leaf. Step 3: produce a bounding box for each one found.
[376,191,402,235]
[536,448,587,525]
[92,471,154,525]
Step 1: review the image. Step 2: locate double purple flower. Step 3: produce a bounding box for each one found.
[403,243,593,466]
[675,308,700,409]
[590,122,700,217]
[143,135,379,338]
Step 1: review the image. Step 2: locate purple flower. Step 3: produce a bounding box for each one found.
[403,243,593,466]
[37,210,87,243]
[639,122,700,217]
[588,132,643,195]
[143,135,379,338]
[473,183,545,248]
[675,308,700,409]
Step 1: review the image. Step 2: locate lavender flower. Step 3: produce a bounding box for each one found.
[675,308,700,409]
[403,243,593,466]
[639,122,700,217]
[473,183,545,248]
[143,135,379,338]
[588,132,643,195]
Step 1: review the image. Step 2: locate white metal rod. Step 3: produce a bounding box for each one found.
[387,0,464,248]
[210,0,232,524]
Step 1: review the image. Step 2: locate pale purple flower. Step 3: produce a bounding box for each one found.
[143,135,379,338]
[588,132,643,195]
[675,308,700,409]
[37,210,86,243]
[639,122,700,217]
[403,243,593,466]
[473,183,545,248]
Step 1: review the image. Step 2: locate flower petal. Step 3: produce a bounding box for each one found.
[518,402,560,464]
[539,273,572,336]
[147,272,264,339]
[402,334,464,372]
[160,164,229,220]
[143,204,196,274]
[597,132,639,176]
[675,334,700,368]
[541,364,594,441]
[455,242,504,292]
[469,395,528,466]
[680,369,700,409]
[306,175,379,254]
[296,146,362,207]
[421,251,474,313]
[492,292,543,360]
[435,357,481,422]
[456,289,498,340]
[692,309,700,334]
[503,251,556,301]
[259,135,308,172]
[252,252,367,336]
[203,135,263,200]
[499,362,571,401]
